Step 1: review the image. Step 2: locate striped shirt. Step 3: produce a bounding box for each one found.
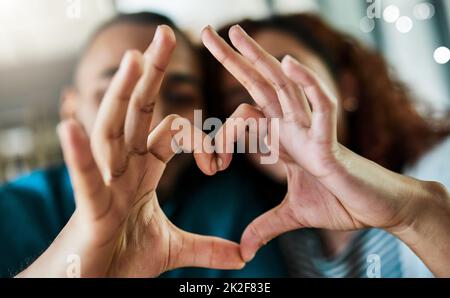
[279,228,403,278]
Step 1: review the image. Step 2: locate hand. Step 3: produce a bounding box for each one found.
[202,25,441,263]
[19,25,243,278]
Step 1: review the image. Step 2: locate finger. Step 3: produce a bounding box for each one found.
[281,55,337,138]
[214,103,266,171]
[173,230,245,270]
[229,25,311,126]
[92,50,143,183]
[201,26,282,118]
[147,114,218,176]
[58,119,111,220]
[94,50,143,140]
[240,201,302,262]
[125,25,176,154]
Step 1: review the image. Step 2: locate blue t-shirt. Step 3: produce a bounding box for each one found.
[0,162,287,278]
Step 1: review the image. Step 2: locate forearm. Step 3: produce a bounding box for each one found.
[17,212,114,278]
[391,184,450,277]
[17,216,80,277]
[322,145,450,277]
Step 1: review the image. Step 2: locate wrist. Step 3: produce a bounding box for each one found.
[319,143,354,182]
[390,180,450,242]
[389,181,450,277]
[17,212,88,277]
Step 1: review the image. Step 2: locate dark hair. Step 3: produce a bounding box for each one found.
[83,12,193,55]
[205,13,450,172]
[74,12,198,87]
[98,11,178,29]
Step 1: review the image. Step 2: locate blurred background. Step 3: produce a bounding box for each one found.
[0,0,449,182]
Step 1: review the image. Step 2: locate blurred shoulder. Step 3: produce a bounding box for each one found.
[0,164,72,203]
[0,164,75,277]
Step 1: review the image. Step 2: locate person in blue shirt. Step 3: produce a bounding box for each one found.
[0,12,287,278]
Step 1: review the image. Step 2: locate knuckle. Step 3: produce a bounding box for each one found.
[144,57,165,74]
[134,99,155,114]
[250,52,264,66]
[218,53,230,66]
[151,62,165,74]
[249,224,267,246]
[272,78,289,93]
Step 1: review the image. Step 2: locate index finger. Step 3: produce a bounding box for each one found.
[91,50,143,183]
[228,25,312,126]
[124,25,176,155]
[146,114,219,176]
[201,26,282,119]
[214,103,266,171]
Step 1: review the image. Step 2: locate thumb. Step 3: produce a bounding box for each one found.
[168,228,246,271]
[240,201,302,262]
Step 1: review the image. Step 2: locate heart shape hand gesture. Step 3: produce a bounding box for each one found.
[20,24,448,278]
[20,25,244,278]
[202,25,425,263]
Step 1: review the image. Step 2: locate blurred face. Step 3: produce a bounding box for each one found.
[219,29,348,182]
[65,22,203,134]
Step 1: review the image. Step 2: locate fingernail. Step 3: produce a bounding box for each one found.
[232,24,245,34]
[146,26,162,55]
[153,25,162,43]
[201,26,213,43]
[232,24,242,31]
[237,261,246,269]
[282,54,292,62]
[247,252,256,262]
[230,24,249,40]
[210,158,217,173]
[119,51,134,74]
[282,55,296,65]
[216,157,223,171]
[208,26,220,37]
[104,172,113,186]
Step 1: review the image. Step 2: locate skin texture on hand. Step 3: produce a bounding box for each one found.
[201,24,384,259]
[17,23,450,278]
[202,24,450,277]
[18,25,244,278]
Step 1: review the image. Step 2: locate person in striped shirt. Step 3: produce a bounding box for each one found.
[205,14,450,278]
